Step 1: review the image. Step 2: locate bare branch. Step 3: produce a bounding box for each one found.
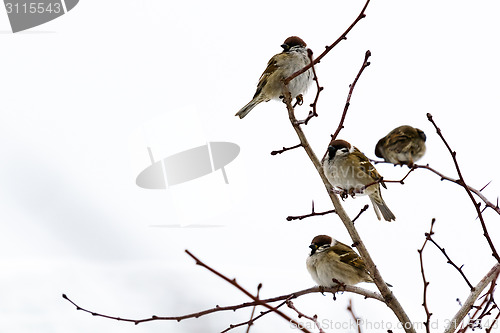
[184,250,313,333]
[244,283,262,333]
[461,278,499,333]
[286,300,325,333]
[370,161,500,216]
[444,263,500,333]
[271,144,302,156]
[331,50,372,141]
[427,113,500,262]
[223,297,291,333]
[62,285,385,326]
[296,49,323,125]
[347,299,363,333]
[418,218,435,333]
[283,0,371,85]
[287,200,336,221]
[426,230,474,290]
[352,204,369,224]
[485,310,500,333]
[282,73,416,333]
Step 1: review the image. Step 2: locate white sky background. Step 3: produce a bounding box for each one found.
[1,1,500,332]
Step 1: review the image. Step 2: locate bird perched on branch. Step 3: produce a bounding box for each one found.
[375,125,427,167]
[306,235,376,286]
[235,36,313,119]
[322,139,396,221]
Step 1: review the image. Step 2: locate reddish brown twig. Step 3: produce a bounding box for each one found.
[418,218,436,333]
[330,50,372,142]
[244,283,262,333]
[445,263,500,333]
[223,296,291,333]
[427,113,500,263]
[287,200,336,221]
[296,49,323,125]
[320,50,372,162]
[371,160,500,216]
[286,300,326,333]
[347,299,363,333]
[458,276,499,333]
[184,250,312,333]
[352,205,369,224]
[485,310,500,333]
[62,285,384,327]
[284,0,371,85]
[426,232,474,290]
[271,143,302,155]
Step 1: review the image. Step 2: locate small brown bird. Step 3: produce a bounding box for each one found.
[306,235,374,286]
[235,36,313,119]
[322,140,396,222]
[375,125,426,167]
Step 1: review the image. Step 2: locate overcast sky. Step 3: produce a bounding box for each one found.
[1,1,500,332]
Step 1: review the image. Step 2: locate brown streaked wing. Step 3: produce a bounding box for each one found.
[328,241,367,270]
[253,57,279,98]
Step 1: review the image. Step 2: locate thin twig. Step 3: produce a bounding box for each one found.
[352,205,369,224]
[284,0,371,85]
[485,310,500,333]
[371,160,500,215]
[418,218,435,333]
[245,283,262,333]
[296,49,323,125]
[426,234,474,290]
[473,279,498,331]
[456,278,496,333]
[184,250,312,333]
[427,113,500,263]
[331,50,372,141]
[286,300,325,333]
[222,297,291,333]
[271,144,302,156]
[444,263,500,333]
[62,285,384,326]
[287,200,336,221]
[347,299,362,333]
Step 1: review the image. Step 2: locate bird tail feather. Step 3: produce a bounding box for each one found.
[370,196,396,222]
[235,99,260,119]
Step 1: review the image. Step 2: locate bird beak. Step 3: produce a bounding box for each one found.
[327,146,337,160]
[309,244,317,255]
[281,44,290,51]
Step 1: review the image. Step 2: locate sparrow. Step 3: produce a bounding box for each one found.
[306,235,374,286]
[375,125,427,167]
[322,139,396,222]
[235,36,313,119]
